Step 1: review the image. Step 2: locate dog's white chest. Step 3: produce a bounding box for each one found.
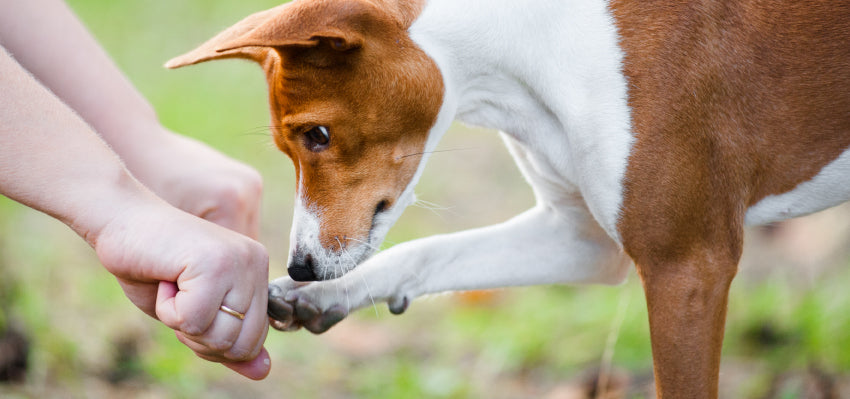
[409,0,633,242]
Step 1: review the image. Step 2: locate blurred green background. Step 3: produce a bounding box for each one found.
[1,1,849,398]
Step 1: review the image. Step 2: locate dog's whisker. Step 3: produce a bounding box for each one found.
[401,265,423,284]
[344,236,382,252]
[334,237,349,309]
[236,131,272,137]
[236,125,276,135]
[331,264,343,310]
[413,198,450,211]
[356,268,379,318]
[338,237,376,316]
[394,147,480,161]
[340,264,352,314]
[413,199,454,219]
[341,230,397,249]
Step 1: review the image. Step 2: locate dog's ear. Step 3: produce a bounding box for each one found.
[165,1,384,69]
[165,4,288,69]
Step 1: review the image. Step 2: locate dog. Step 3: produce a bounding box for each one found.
[167,0,850,396]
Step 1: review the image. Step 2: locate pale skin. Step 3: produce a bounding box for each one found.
[0,0,270,379]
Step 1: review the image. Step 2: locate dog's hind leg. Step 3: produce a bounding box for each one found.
[268,203,631,333]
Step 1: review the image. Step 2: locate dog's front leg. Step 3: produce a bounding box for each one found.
[268,204,631,333]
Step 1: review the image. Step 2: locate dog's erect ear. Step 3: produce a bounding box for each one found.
[165,4,288,69]
[165,1,383,69]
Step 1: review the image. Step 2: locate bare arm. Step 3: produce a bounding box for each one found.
[0,46,270,379]
[0,0,263,237]
[0,0,157,145]
[0,45,132,234]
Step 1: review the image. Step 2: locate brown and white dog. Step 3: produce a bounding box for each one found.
[167,0,850,396]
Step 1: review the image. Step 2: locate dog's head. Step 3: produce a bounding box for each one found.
[167,0,444,281]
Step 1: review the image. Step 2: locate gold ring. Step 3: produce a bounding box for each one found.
[219,305,245,320]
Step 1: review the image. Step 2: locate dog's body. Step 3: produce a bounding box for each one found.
[168,0,850,396]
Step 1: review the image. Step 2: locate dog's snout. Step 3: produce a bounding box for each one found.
[288,254,318,281]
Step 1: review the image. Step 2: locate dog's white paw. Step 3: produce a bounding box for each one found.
[267,272,412,334]
[266,277,352,334]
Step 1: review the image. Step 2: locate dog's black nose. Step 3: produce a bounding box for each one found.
[288,254,318,281]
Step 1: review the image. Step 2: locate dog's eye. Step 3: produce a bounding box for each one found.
[304,126,330,151]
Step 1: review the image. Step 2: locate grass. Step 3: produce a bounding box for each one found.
[1,1,850,398]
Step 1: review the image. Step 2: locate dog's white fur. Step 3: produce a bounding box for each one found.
[746,149,850,225]
[274,0,633,312]
[272,0,850,316]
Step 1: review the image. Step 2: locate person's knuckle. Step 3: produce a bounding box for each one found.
[180,321,204,336]
[207,246,238,271]
[174,311,204,336]
[250,244,270,271]
[231,240,266,271]
[244,169,263,195]
[220,173,261,207]
[227,343,255,361]
[215,184,244,211]
[194,351,224,363]
[206,337,236,353]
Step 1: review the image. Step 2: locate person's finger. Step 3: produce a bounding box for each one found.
[176,318,266,362]
[175,330,230,360]
[218,284,267,359]
[170,284,258,356]
[175,273,240,335]
[155,280,181,329]
[187,341,271,380]
[178,304,245,357]
[184,298,265,361]
[157,277,230,336]
[115,278,158,318]
[223,347,271,380]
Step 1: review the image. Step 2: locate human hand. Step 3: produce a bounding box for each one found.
[121,128,263,238]
[93,197,271,379]
[0,1,269,378]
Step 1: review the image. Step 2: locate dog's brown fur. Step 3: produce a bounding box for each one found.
[169,1,850,396]
[168,0,442,249]
[611,1,850,396]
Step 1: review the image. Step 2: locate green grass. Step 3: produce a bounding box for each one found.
[1,1,850,398]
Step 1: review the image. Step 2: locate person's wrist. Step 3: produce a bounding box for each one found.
[105,121,184,187]
[92,105,173,163]
[66,169,166,248]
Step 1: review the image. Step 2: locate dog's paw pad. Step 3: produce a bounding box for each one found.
[266,279,352,334]
[290,294,319,320]
[322,305,348,328]
[268,284,300,331]
[303,305,348,334]
[268,291,293,319]
[388,296,409,315]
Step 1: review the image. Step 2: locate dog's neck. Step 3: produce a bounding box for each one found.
[409,0,633,240]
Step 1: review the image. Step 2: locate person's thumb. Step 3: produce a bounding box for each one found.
[155,280,181,329]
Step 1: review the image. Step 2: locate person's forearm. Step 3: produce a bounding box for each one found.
[0,0,169,152]
[0,46,160,243]
[0,0,265,239]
